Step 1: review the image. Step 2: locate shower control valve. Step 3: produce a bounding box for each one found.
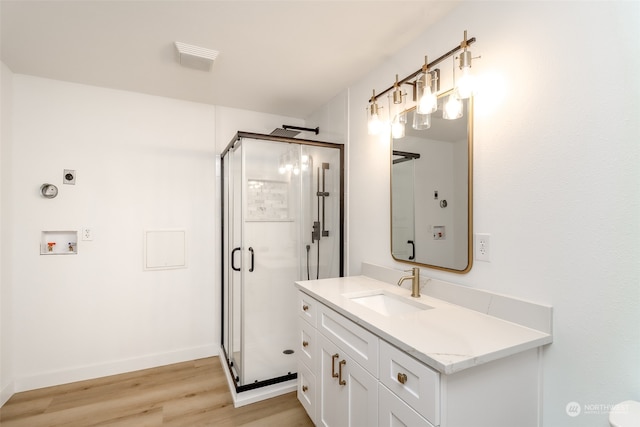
[312,221,321,242]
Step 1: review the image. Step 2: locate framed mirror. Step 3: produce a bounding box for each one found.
[391,92,473,273]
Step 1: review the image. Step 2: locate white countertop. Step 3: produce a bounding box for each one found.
[295,275,553,375]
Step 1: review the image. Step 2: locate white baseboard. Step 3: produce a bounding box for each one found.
[0,380,15,407]
[14,344,218,393]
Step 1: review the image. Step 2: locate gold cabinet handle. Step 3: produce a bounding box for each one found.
[339,360,347,386]
[331,354,339,378]
[302,304,309,311]
[302,385,308,392]
[302,340,309,347]
[397,372,408,384]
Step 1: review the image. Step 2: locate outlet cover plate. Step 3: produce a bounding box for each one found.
[81,227,93,241]
[475,233,491,262]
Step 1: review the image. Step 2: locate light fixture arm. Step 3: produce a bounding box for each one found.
[369,33,476,104]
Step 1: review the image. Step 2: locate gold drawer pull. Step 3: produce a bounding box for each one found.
[302,304,309,311]
[397,373,408,384]
[302,385,308,392]
[331,354,339,378]
[302,340,309,347]
[339,360,347,386]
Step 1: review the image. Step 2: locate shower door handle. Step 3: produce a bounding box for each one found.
[231,247,241,271]
[248,247,255,272]
[407,240,415,260]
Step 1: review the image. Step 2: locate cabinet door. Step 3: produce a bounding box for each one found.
[318,334,378,427]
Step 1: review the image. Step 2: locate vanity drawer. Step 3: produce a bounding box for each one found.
[379,383,435,427]
[379,340,440,425]
[297,361,317,424]
[298,291,318,327]
[318,303,379,375]
[299,318,317,370]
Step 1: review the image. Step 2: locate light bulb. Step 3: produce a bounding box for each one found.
[443,92,463,120]
[416,73,437,114]
[456,50,475,99]
[368,112,382,135]
[278,166,286,174]
[418,88,437,114]
[457,68,474,99]
[391,116,405,139]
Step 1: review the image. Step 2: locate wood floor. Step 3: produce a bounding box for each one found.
[0,356,314,426]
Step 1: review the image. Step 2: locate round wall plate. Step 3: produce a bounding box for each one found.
[40,183,58,198]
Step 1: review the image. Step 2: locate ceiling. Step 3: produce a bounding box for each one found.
[0,1,459,118]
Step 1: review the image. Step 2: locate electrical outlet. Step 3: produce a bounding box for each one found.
[475,233,491,262]
[81,227,93,241]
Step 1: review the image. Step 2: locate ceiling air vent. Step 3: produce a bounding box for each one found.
[174,41,219,71]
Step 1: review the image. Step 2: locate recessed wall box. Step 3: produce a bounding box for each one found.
[63,169,76,184]
[41,230,78,255]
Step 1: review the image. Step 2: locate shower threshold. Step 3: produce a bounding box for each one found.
[218,355,298,408]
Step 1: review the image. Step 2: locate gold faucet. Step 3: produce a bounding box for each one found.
[397,267,420,298]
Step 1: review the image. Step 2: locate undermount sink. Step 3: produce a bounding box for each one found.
[347,291,433,316]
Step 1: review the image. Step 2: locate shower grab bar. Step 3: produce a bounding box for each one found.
[231,247,241,271]
[248,247,255,272]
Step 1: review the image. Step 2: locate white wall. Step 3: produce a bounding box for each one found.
[8,76,218,391]
[344,2,639,426]
[1,62,15,406]
[1,73,311,395]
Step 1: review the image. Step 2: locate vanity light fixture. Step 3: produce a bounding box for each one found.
[455,31,480,99]
[389,75,407,139]
[367,31,478,135]
[416,57,438,115]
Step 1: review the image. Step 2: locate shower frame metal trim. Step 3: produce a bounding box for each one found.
[219,131,345,394]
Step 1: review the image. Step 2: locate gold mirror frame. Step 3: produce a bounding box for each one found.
[390,92,473,273]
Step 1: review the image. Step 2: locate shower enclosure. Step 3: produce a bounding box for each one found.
[221,131,343,402]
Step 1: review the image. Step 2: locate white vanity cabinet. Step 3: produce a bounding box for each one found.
[297,288,546,427]
[297,291,379,426]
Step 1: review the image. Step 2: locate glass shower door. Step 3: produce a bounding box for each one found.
[240,139,301,385]
[223,141,244,384]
